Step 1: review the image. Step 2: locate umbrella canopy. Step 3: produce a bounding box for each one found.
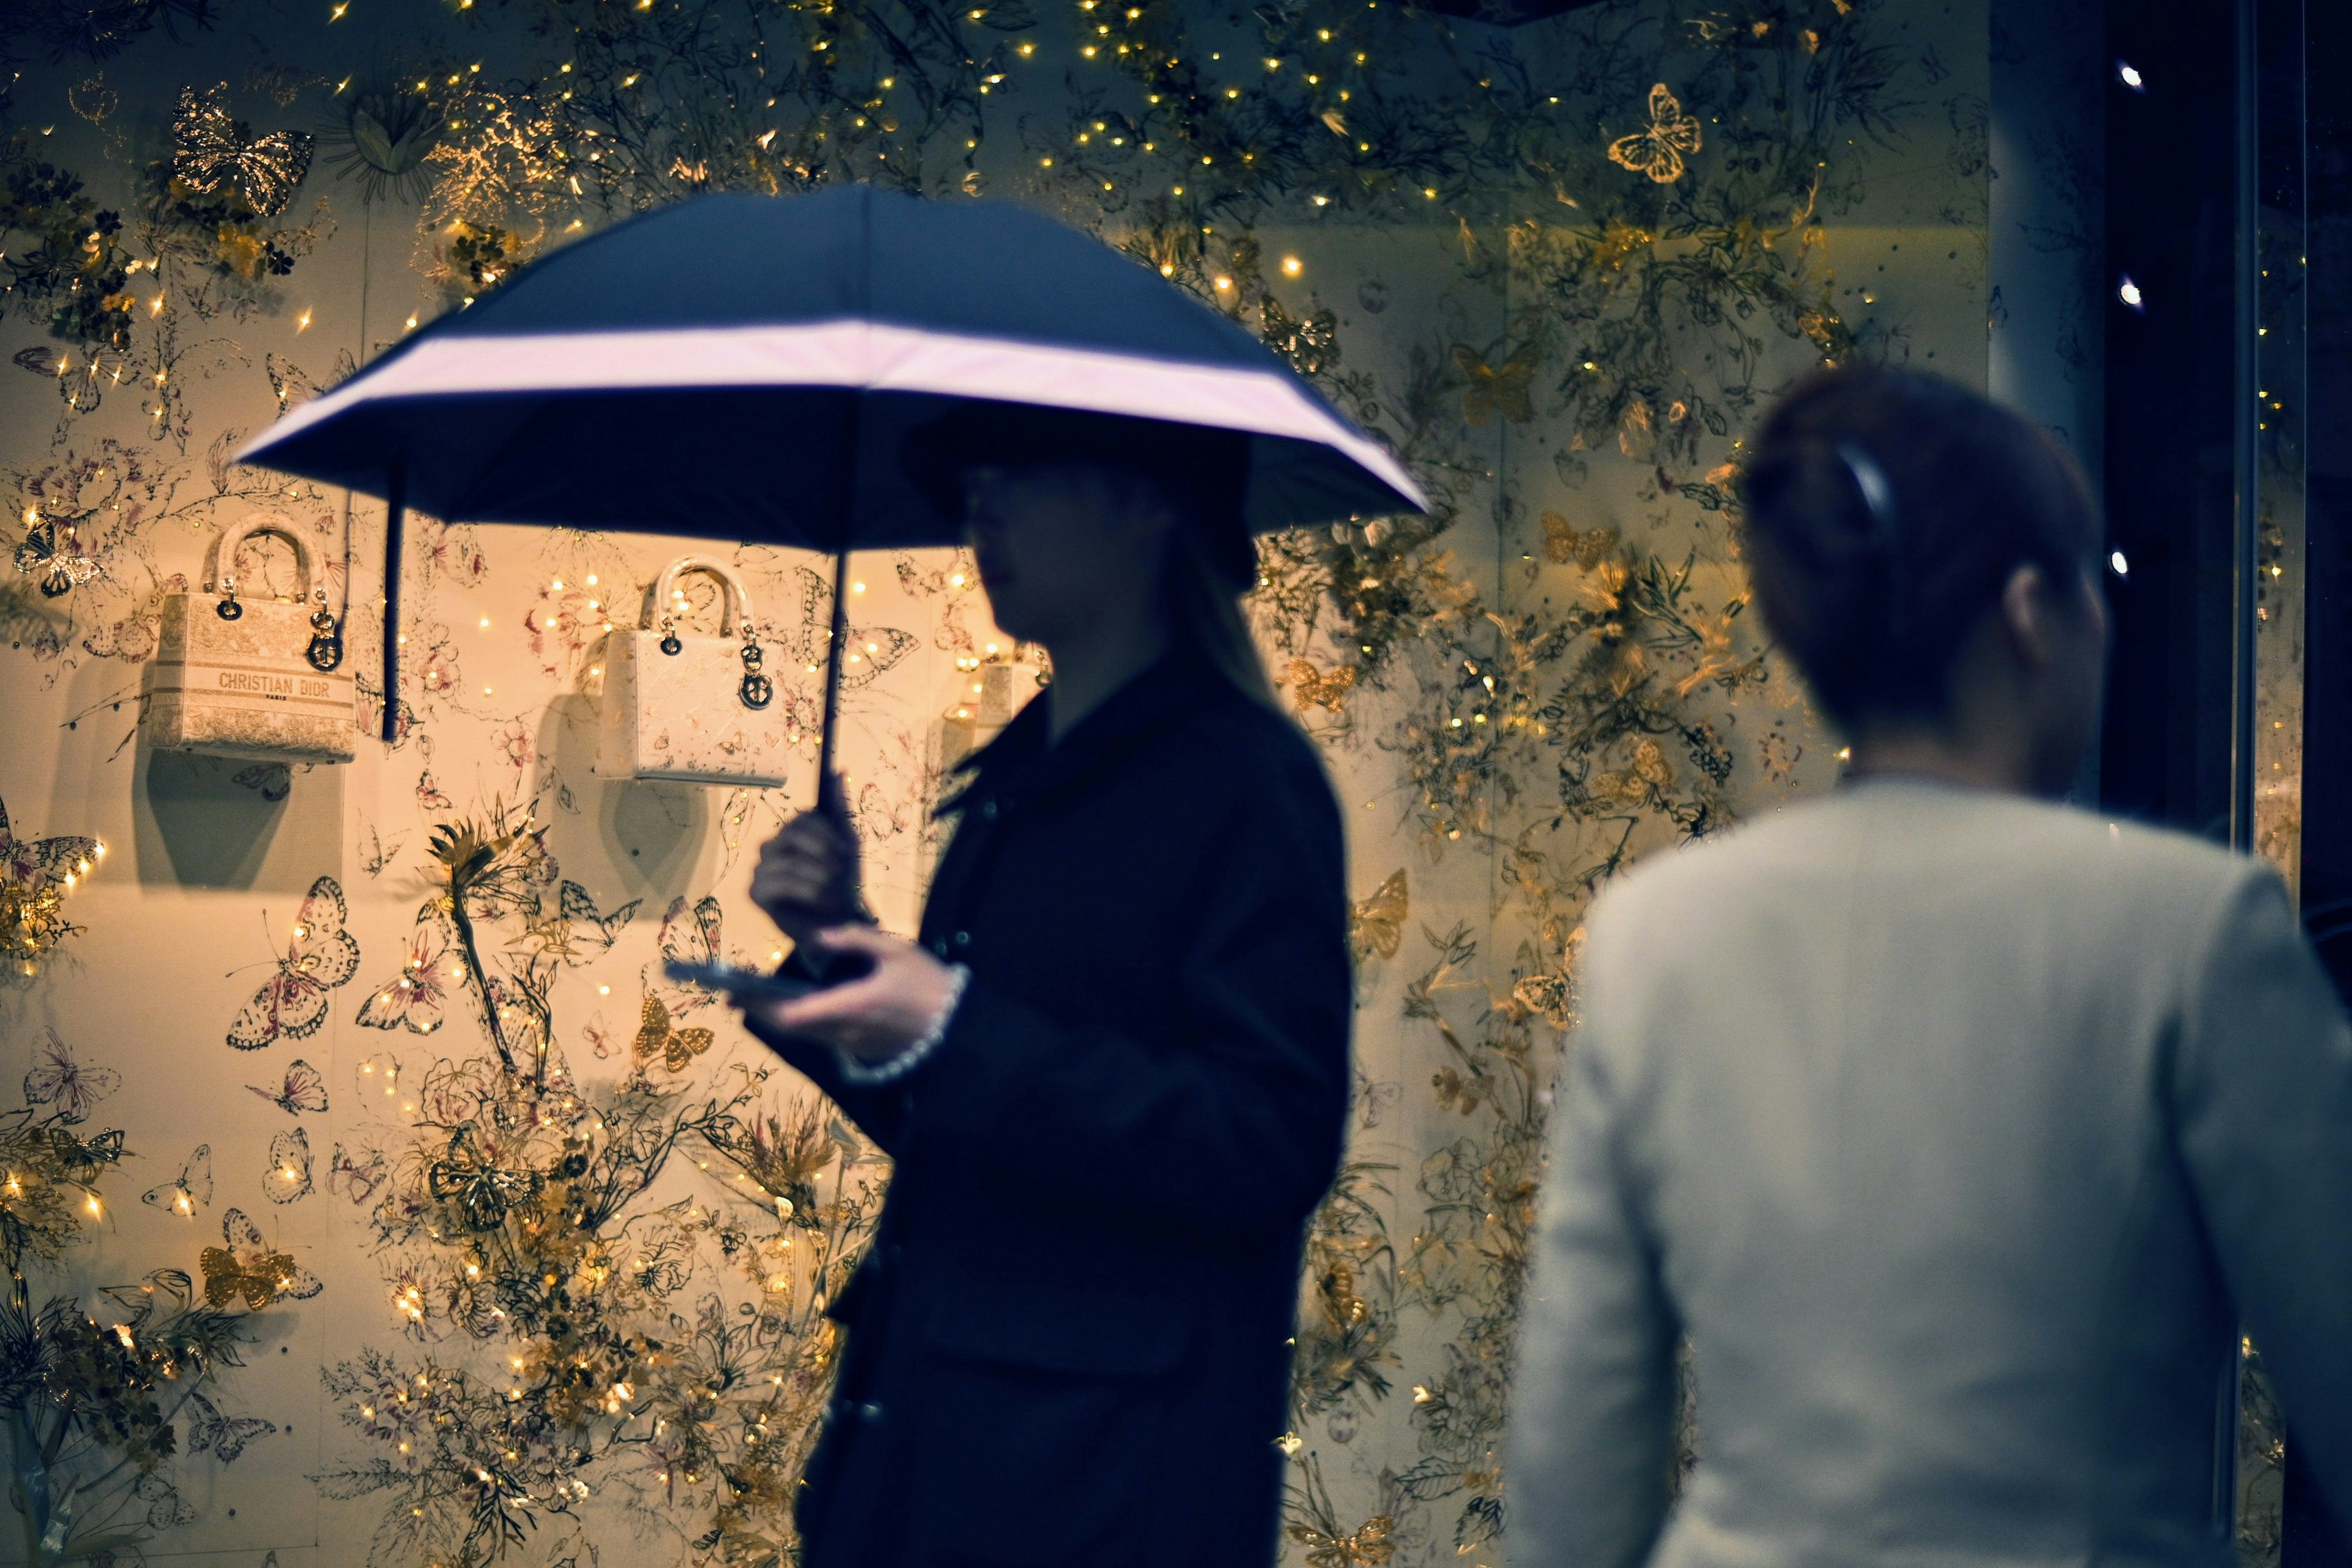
[236,184,1425,752]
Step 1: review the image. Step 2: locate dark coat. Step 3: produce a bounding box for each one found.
[750,652,1352,1568]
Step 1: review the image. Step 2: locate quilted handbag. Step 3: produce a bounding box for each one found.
[595,556,794,786]
[141,516,355,764]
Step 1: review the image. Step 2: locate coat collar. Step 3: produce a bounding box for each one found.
[943,651,1234,813]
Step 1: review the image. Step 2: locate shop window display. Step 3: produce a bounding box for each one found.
[0,0,2146,1563]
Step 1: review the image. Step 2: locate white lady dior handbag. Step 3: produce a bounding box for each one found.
[595,556,794,787]
[142,516,356,763]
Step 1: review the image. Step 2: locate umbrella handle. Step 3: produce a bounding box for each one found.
[381,466,405,745]
[815,545,851,818]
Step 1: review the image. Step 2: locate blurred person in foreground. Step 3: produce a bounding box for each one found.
[735,407,1350,1568]
[1507,366,2352,1567]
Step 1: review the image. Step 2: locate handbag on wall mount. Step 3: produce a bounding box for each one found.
[595,555,796,787]
[142,516,356,764]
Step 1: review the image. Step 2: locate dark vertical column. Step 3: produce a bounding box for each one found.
[2296,0,2352,988]
[2288,0,2352,1554]
[2100,0,2246,838]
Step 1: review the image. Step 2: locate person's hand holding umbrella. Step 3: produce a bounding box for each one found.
[749,806,865,954]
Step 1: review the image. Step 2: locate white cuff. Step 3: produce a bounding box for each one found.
[834,963,969,1086]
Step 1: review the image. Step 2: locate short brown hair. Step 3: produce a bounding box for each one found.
[1740,366,2101,730]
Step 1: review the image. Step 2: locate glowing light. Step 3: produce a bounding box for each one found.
[2117,276,2144,311]
[2109,549,2130,577]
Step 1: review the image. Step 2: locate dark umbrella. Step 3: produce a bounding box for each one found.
[236,185,1425,786]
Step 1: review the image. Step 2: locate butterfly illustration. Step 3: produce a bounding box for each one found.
[263,352,323,412]
[635,992,714,1074]
[1453,342,1540,428]
[359,823,407,877]
[784,565,920,688]
[1607,81,1704,184]
[173,83,315,217]
[0,794,101,897]
[427,1124,540,1231]
[1286,1508,1393,1568]
[200,1207,322,1310]
[1284,658,1358,716]
[415,770,453,811]
[1349,870,1409,965]
[248,1058,327,1116]
[184,1389,276,1463]
[527,880,641,964]
[226,876,361,1050]
[142,1144,214,1218]
[23,1029,119,1123]
[356,903,458,1035]
[10,515,102,596]
[658,894,729,1009]
[583,1012,620,1060]
[134,1472,198,1530]
[264,1126,314,1204]
[1352,1068,1403,1131]
[1541,510,1621,569]
[1513,970,1571,1026]
[325,1142,390,1205]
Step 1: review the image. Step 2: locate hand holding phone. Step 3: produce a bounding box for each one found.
[663,959,820,1006]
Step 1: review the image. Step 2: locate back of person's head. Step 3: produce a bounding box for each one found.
[1740,366,2103,733]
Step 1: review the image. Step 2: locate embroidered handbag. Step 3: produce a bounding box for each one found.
[142,517,355,764]
[595,556,794,786]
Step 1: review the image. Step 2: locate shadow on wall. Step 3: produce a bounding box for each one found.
[132,748,344,892]
[535,692,712,902]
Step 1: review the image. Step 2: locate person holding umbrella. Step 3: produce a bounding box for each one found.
[741,405,1349,1567]
[233,183,1421,1566]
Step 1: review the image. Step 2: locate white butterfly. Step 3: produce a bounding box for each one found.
[142,1144,213,1218]
[657,894,729,1012]
[227,877,361,1050]
[527,881,640,965]
[184,1389,276,1463]
[247,1058,327,1116]
[22,1029,119,1123]
[263,1127,313,1204]
[134,1472,198,1529]
[325,1142,389,1205]
[356,903,457,1036]
[783,565,919,688]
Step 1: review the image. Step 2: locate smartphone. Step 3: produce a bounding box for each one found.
[663,959,820,1005]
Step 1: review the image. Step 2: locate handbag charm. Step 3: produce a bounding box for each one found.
[594,555,797,788]
[141,517,356,764]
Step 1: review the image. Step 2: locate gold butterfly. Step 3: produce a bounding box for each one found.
[200,1208,318,1310]
[1286,1512,1396,1568]
[1596,737,1677,803]
[173,83,315,217]
[1540,511,1619,568]
[1608,82,1704,184]
[1349,870,1408,964]
[1284,658,1358,715]
[1452,343,1539,426]
[635,992,714,1073]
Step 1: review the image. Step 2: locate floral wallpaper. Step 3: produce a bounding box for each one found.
[0,0,2037,1564]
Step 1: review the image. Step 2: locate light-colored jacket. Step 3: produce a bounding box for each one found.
[1509,778,2352,1568]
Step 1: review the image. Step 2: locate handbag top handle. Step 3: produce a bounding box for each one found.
[646,555,758,639]
[204,515,319,601]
